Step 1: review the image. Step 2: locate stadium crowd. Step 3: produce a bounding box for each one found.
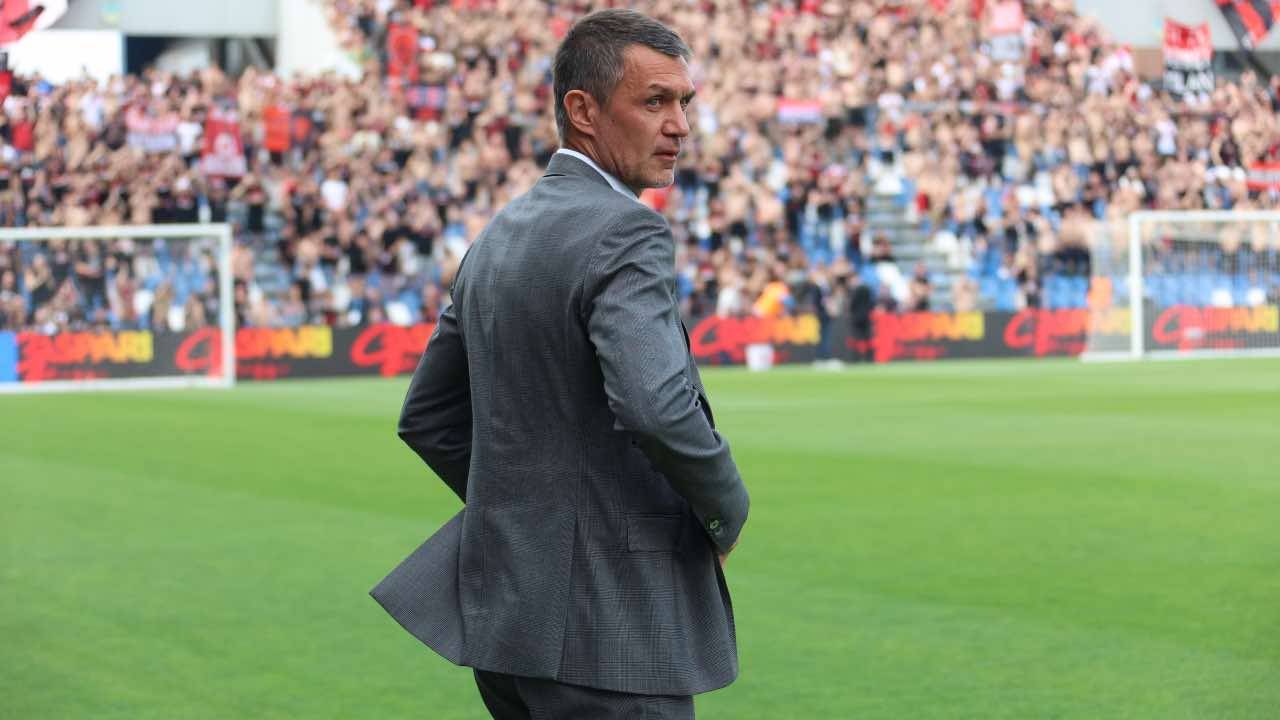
[3,0,1280,336]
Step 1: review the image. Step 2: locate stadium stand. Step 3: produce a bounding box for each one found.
[3,0,1280,334]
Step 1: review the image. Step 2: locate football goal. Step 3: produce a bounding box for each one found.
[1081,210,1280,361]
[0,224,235,393]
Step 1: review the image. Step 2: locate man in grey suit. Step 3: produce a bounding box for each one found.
[371,9,749,719]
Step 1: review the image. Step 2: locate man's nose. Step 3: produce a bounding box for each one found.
[665,105,691,138]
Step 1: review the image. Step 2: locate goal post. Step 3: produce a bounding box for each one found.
[1082,210,1280,361]
[0,224,236,393]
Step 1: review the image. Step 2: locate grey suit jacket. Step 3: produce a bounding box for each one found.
[371,153,750,696]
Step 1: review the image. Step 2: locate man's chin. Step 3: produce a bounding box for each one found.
[642,169,677,190]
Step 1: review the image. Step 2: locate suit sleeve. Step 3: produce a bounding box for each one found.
[397,303,472,503]
[584,209,749,553]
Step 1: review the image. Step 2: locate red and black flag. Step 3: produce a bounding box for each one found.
[1215,0,1280,49]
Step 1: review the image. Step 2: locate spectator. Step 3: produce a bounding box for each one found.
[952,276,980,313]
[874,283,900,314]
[23,254,56,323]
[279,281,309,327]
[907,262,932,312]
[715,268,748,317]
[846,271,874,363]
[753,268,792,319]
[1013,244,1042,309]
[3,0,1279,337]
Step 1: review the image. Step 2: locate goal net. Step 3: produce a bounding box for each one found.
[0,224,235,393]
[1082,211,1280,360]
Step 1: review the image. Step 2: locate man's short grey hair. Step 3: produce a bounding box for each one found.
[552,9,691,143]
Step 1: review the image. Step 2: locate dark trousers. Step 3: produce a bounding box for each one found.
[474,669,695,720]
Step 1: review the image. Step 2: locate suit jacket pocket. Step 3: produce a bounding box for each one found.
[627,514,684,552]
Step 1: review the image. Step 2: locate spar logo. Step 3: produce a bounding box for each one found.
[175,326,334,376]
[1003,308,1130,357]
[688,315,819,363]
[172,323,434,379]
[870,311,984,362]
[17,330,153,381]
[1151,305,1280,351]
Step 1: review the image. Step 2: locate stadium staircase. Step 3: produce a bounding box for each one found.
[862,191,954,309]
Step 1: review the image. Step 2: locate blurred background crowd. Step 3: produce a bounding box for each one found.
[3,0,1280,336]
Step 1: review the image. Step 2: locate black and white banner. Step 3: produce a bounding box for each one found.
[1163,20,1214,99]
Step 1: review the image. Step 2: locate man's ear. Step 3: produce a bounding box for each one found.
[563,89,598,138]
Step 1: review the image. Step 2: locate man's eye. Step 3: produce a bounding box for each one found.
[647,97,663,107]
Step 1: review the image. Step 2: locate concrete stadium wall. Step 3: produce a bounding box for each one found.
[1076,0,1280,51]
[4,29,124,83]
[54,0,278,37]
[276,0,362,78]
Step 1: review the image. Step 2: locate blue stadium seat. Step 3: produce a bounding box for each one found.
[1113,275,1129,300]
[1196,275,1217,305]
[1068,276,1088,308]
[1150,277,1176,307]
[996,278,1019,311]
[1232,280,1249,306]
[399,289,422,311]
[979,276,998,301]
[861,265,880,290]
[1173,275,1190,305]
[1043,276,1063,308]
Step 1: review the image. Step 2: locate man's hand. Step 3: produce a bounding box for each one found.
[718,539,739,568]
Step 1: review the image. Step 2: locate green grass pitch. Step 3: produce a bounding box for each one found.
[3,358,1278,719]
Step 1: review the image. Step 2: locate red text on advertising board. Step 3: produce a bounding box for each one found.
[687,315,820,362]
[1001,308,1128,356]
[17,330,153,381]
[873,311,984,362]
[1152,305,1280,351]
[175,326,334,374]
[349,322,435,377]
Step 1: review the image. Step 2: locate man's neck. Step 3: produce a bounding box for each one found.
[558,142,640,198]
[562,140,603,170]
